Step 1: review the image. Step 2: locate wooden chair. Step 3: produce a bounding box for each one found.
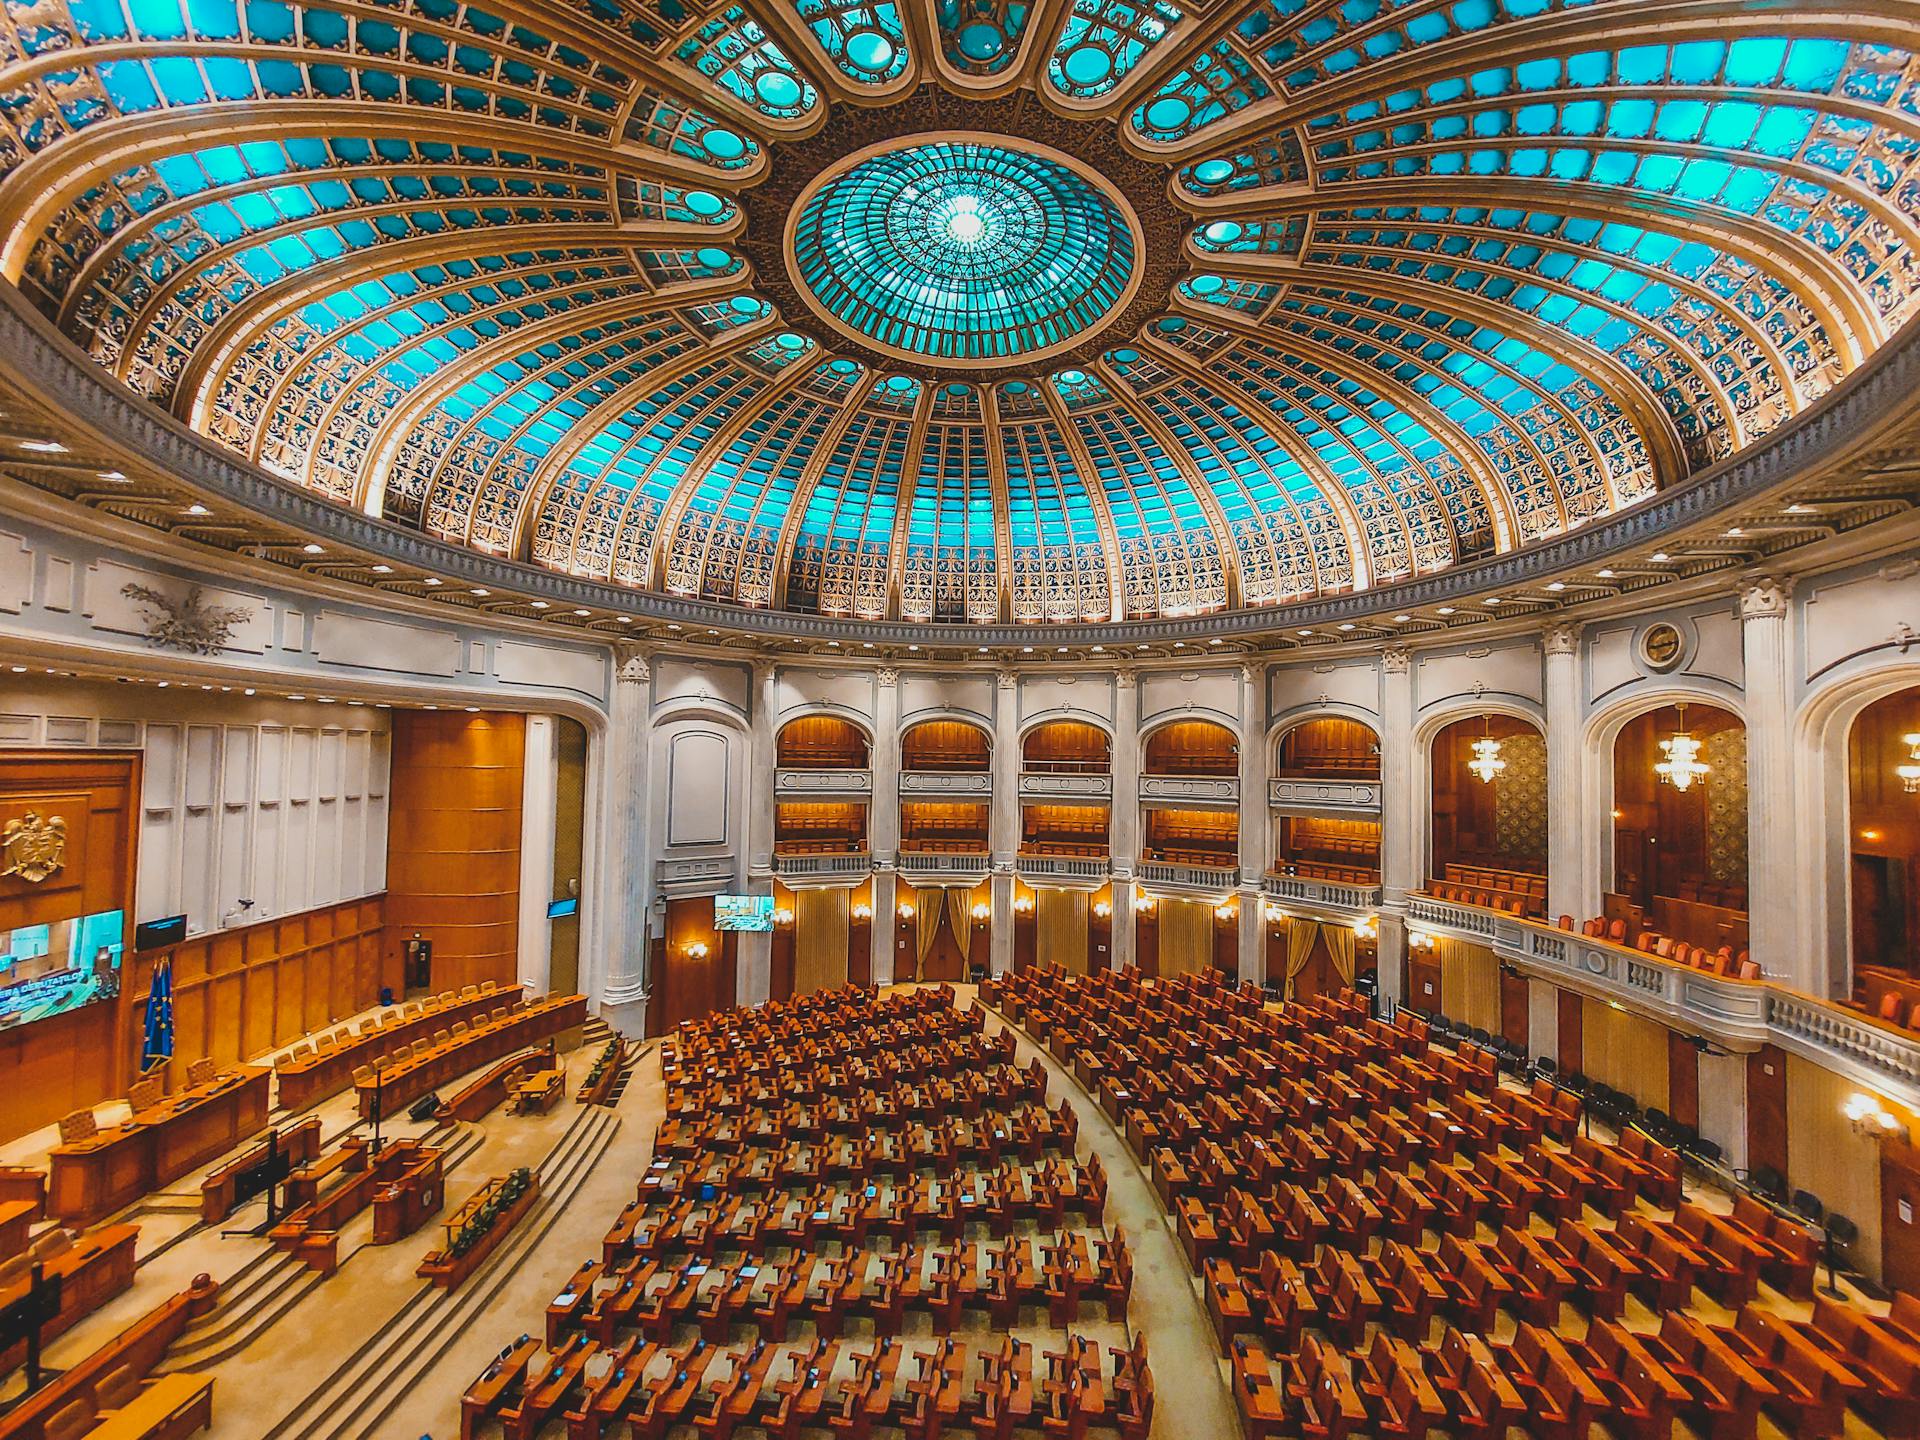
[127,1077,164,1113]
[186,1057,217,1087]
[57,1109,98,1145]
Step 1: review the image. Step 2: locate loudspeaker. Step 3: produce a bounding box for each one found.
[407,1093,442,1124]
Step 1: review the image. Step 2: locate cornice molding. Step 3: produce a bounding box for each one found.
[6,275,1920,651]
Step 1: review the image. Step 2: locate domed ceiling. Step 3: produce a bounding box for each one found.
[0,0,1912,624]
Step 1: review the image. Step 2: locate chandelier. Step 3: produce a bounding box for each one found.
[1899,733,1920,793]
[1655,705,1710,792]
[1467,717,1506,785]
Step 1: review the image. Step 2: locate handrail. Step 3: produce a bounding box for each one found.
[1405,894,1920,1109]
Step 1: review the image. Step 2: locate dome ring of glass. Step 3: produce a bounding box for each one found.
[784,133,1145,369]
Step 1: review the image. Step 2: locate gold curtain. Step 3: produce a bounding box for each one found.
[1323,923,1356,987]
[1438,937,1501,1033]
[794,887,850,995]
[914,884,942,969]
[946,887,973,960]
[1036,888,1090,974]
[1161,898,1215,978]
[1284,918,1319,999]
[1581,996,1670,1112]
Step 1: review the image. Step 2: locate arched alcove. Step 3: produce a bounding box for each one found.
[1143,720,1238,776]
[1611,702,1746,953]
[1021,721,1111,773]
[1847,685,1920,1023]
[1429,713,1548,916]
[1274,717,1381,780]
[776,715,871,769]
[901,719,991,771]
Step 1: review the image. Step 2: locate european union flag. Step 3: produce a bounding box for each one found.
[142,956,174,1071]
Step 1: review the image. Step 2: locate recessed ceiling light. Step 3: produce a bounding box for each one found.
[1785,502,1812,515]
[1724,527,1744,538]
[1338,622,1354,631]
[287,693,304,701]
[243,688,255,696]
[1437,606,1456,615]
[1297,628,1312,636]
[1091,645,1103,653]
[530,600,548,608]
[17,440,66,454]
[908,644,919,651]
[707,629,718,636]
[1596,568,1615,579]
[1484,596,1502,605]
[1209,638,1222,646]
[99,470,127,482]
[302,543,324,554]
[1022,646,1033,653]
[668,623,681,630]
[864,641,875,648]
[1172,641,1185,649]
[424,577,442,586]
[184,503,210,516]
[617,616,632,624]
[1545,581,1566,592]
[471,588,490,597]
[465,706,479,713]
[977,646,988,653]
[1392,614,1411,623]
[371,564,393,574]
[1651,551,1670,562]
[574,608,591,616]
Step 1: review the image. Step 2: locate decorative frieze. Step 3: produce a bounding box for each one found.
[1267,778,1381,814]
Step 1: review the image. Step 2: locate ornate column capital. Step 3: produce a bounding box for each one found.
[1115,668,1136,690]
[877,666,899,688]
[996,668,1018,691]
[1739,574,1793,621]
[1543,622,1579,657]
[615,647,651,686]
[1381,646,1411,675]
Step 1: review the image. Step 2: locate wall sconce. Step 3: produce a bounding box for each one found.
[1092,900,1112,918]
[1013,896,1034,915]
[852,903,872,920]
[684,941,710,961]
[1900,733,1920,793]
[1353,915,1378,941]
[1214,903,1237,922]
[1843,1092,1903,1141]
[897,901,916,920]
[1264,904,1286,924]
[1133,896,1156,914]
[773,907,794,926]
[971,902,989,921]
[1408,929,1435,952]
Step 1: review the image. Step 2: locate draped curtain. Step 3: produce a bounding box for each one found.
[1284,918,1319,999]
[1437,936,1501,1034]
[1036,888,1090,974]
[914,884,942,969]
[794,887,850,995]
[946,888,973,960]
[1323,923,1357,988]
[1159,898,1214,978]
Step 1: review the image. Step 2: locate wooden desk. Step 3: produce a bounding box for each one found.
[0,1223,139,1374]
[82,1373,214,1440]
[355,995,586,1118]
[0,1200,37,1261]
[50,1069,270,1225]
[275,985,511,1112]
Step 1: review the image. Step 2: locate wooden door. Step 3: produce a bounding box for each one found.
[1881,1138,1920,1294]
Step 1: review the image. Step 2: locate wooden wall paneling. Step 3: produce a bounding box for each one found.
[1556,988,1583,1076]
[1785,1055,1891,1280]
[1406,954,1440,1011]
[1668,1032,1701,1131]
[383,712,526,993]
[1500,966,1531,1051]
[1881,1138,1920,1294]
[848,879,872,988]
[1746,1044,1789,1182]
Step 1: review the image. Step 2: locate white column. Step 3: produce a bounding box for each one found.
[1376,645,1414,1010]
[870,668,900,984]
[1696,1049,1749,1172]
[517,714,557,997]
[1741,576,1802,987]
[1527,979,1558,1063]
[1237,663,1268,985]
[990,670,1019,975]
[598,650,652,1035]
[1375,915,1407,1015]
[1110,669,1140,874]
[738,660,778,1006]
[1543,622,1586,922]
[1110,877,1136,972]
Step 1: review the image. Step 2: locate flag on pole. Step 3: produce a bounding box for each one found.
[142,957,174,1071]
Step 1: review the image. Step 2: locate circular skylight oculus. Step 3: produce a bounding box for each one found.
[786,136,1142,366]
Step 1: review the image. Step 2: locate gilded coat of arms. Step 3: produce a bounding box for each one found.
[1,811,68,883]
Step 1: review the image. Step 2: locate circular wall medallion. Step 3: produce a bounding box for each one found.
[783,133,1144,368]
[1638,621,1686,672]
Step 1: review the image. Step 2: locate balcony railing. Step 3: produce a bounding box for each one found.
[772,852,871,880]
[1264,873,1382,915]
[1405,896,1920,1106]
[1018,771,1112,800]
[1268,777,1383,814]
[899,770,992,797]
[898,850,991,880]
[1018,854,1110,883]
[1139,775,1238,807]
[1137,860,1240,893]
[775,767,871,797]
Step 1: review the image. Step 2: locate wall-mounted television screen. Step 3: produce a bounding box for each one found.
[714,894,775,932]
[0,909,124,1031]
[546,897,579,920]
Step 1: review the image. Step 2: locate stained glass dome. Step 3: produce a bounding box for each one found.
[1,0,1917,625]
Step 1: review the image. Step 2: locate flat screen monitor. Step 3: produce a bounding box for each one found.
[134,914,186,952]
[546,897,579,920]
[0,909,124,1032]
[714,894,775,932]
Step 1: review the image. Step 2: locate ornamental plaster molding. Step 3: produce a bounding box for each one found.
[1381,647,1411,675]
[1543,622,1580,657]
[616,650,651,686]
[1739,574,1793,621]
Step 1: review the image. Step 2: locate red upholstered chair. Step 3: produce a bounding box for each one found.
[1736,960,1762,980]
[1878,992,1907,1025]
[1606,919,1627,943]
[1556,915,1574,932]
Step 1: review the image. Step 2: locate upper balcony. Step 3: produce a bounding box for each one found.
[1271,717,1382,816]
[1140,807,1238,893]
[898,799,990,884]
[775,715,871,799]
[1141,721,1238,810]
[900,719,993,798]
[1020,721,1111,802]
[773,799,869,885]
